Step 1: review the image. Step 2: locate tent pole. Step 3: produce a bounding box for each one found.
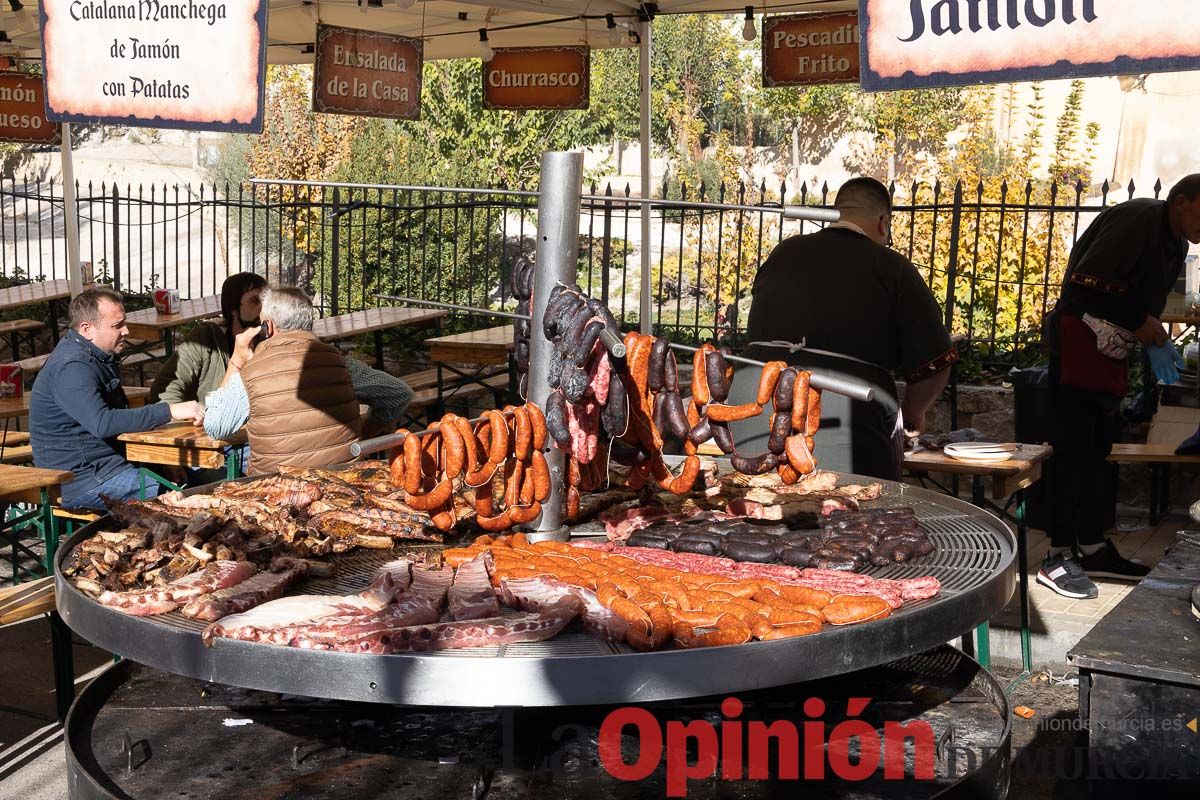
[638,13,653,334]
[60,124,83,297]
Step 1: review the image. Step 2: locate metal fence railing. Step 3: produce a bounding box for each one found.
[0,175,1162,367]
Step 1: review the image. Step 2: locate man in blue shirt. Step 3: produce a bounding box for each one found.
[30,287,206,509]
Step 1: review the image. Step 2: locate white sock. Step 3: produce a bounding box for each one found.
[1047,546,1071,558]
[1078,542,1104,556]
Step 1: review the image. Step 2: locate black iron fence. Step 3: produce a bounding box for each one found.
[0,175,1164,367]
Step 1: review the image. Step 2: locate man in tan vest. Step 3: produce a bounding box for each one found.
[203,287,361,475]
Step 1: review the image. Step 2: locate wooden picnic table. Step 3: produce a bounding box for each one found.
[314,306,447,369]
[0,385,149,420]
[427,324,515,365]
[123,295,222,357]
[0,279,87,343]
[426,324,516,414]
[119,421,247,475]
[904,442,1053,677]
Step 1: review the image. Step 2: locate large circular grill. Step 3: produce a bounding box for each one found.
[56,477,1016,707]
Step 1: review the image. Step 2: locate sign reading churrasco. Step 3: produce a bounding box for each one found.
[860,0,1200,91]
[0,72,58,143]
[762,12,860,87]
[483,47,589,111]
[312,24,422,120]
[39,0,266,132]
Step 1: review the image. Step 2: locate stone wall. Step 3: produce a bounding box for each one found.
[899,382,1016,442]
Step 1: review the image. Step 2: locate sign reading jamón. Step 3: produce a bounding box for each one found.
[312,25,422,120]
[39,0,267,132]
[483,47,589,111]
[860,0,1200,90]
[0,72,58,144]
[763,12,860,87]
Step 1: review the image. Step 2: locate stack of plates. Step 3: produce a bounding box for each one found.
[943,442,1019,463]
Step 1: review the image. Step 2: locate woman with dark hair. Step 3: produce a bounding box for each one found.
[151,272,267,405]
[151,274,412,439]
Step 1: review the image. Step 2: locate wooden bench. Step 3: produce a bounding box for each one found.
[405,372,510,422]
[0,576,55,624]
[119,346,167,385]
[399,367,439,392]
[0,444,33,465]
[1108,443,1200,523]
[1,430,30,447]
[13,353,50,379]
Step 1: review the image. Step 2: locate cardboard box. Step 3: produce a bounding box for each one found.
[0,364,22,399]
[153,288,181,315]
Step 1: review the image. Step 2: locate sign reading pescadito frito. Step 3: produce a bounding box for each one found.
[763,12,860,87]
[0,72,58,143]
[860,0,1200,91]
[483,47,589,111]
[39,0,266,132]
[312,25,422,120]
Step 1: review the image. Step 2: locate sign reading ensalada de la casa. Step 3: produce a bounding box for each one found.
[483,47,589,111]
[860,0,1200,91]
[39,0,267,132]
[763,12,860,87]
[0,72,58,144]
[312,25,423,120]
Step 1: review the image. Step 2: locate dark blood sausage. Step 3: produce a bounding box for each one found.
[779,547,813,567]
[663,351,679,393]
[547,346,564,389]
[663,392,691,440]
[813,557,858,571]
[574,320,606,367]
[652,392,670,439]
[672,537,721,557]
[626,534,673,550]
[687,417,713,446]
[730,452,780,475]
[723,533,773,548]
[564,305,596,353]
[672,530,725,549]
[515,316,531,341]
[781,530,823,546]
[721,540,778,563]
[544,291,582,338]
[773,368,796,413]
[563,362,590,403]
[768,412,792,455]
[545,391,572,447]
[704,351,730,402]
[648,336,670,392]
[601,375,628,437]
[710,422,736,454]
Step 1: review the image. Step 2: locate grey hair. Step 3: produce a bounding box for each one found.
[261,287,314,332]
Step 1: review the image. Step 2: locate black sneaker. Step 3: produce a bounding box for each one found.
[1079,538,1150,581]
[1037,552,1099,599]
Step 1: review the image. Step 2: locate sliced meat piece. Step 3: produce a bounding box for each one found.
[500,576,628,642]
[181,565,309,622]
[98,561,257,617]
[449,554,500,621]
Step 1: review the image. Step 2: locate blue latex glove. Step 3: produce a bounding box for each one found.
[1147,341,1185,385]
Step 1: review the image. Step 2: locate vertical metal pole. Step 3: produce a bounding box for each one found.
[60,125,84,296]
[528,151,583,541]
[638,15,653,334]
[330,187,341,315]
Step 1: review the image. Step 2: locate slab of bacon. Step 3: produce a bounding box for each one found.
[97,560,257,616]
[499,575,628,642]
[181,561,312,622]
[448,554,500,621]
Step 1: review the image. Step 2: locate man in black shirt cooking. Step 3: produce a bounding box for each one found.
[1038,174,1200,599]
[746,177,957,479]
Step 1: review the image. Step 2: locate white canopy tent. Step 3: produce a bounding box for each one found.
[0,0,852,304]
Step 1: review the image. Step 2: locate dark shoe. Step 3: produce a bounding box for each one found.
[1191,585,1199,622]
[1079,538,1150,581]
[1037,552,1099,599]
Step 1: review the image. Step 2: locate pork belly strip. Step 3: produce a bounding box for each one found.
[306,597,584,655]
[98,561,257,617]
[289,595,443,646]
[202,562,410,645]
[181,565,309,622]
[448,554,500,621]
[500,576,628,643]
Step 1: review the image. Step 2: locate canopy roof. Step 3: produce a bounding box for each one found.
[0,0,856,64]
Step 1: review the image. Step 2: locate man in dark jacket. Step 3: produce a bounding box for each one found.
[30,287,206,509]
[746,177,957,479]
[1039,174,1200,599]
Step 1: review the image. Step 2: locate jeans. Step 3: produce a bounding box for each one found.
[64,466,161,511]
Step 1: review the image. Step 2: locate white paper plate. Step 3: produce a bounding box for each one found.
[944,444,1014,463]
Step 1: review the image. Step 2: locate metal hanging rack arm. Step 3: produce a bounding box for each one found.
[374,294,626,359]
[351,409,516,458]
[668,343,875,404]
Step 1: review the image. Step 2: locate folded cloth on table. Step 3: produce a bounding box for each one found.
[914,428,997,451]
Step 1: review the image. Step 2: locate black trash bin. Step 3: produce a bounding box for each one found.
[1011,367,1053,531]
